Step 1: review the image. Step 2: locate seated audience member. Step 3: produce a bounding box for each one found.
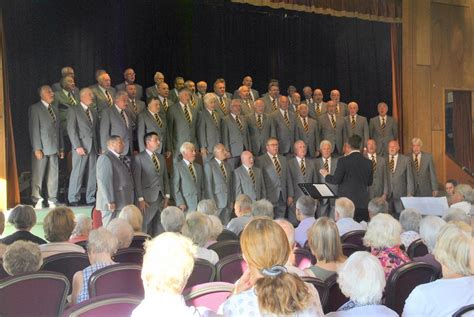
[294,196,318,248]
[327,251,398,316]
[413,216,446,272]
[363,214,410,279]
[182,212,219,264]
[3,241,43,276]
[360,197,389,228]
[399,208,422,248]
[71,228,118,304]
[0,210,4,236]
[403,222,474,316]
[305,217,346,281]
[223,217,323,316]
[160,206,185,233]
[450,184,474,215]
[226,194,253,236]
[334,197,365,236]
[40,207,85,258]
[1,205,47,245]
[132,233,215,316]
[251,199,274,218]
[445,179,458,205]
[69,214,92,244]
[443,207,471,225]
[119,205,150,238]
[275,219,308,276]
[106,218,134,249]
[196,199,219,216]
[205,215,223,247]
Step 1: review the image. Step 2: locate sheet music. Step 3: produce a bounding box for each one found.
[313,184,335,197]
[400,197,449,216]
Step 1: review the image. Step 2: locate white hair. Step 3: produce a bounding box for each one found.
[335,197,355,219]
[196,199,219,216]
[119,205,143,232]
[160,206,185,233]
[443,208,471,225]
[208,215,223,240]
[179,142,195,155]
[337,251,386,305]
[411,137,423,146]
[399,208,422,232]
[419,216,446,253]
[106,218,134,249]
[182,212,212,247]
[367,198,388,217]
[71,214,92,237]
[251,199,274,218]
[296,196,317,217]
[203,93,218,106]
[363,214,402,249]
[3,241,42,276]
[319,140,333,151]
[87,228,118,255]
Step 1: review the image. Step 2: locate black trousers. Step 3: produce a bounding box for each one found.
[354,207,369,222]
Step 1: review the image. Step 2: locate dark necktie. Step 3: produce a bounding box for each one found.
[336,104,340,114]
[316,104,321,115]
[68,92,76,106]
[188,162,196,182]
[414,154,420,173]
[120,109,128,126]
[283,111,290,127]
[257,114,263,129]
[390,155,395,173]
[47,104,56,123]
[219,97,227,115]
[184,105,192,123]
[85,108,92,125]
[300,158,306,176]
[190,95,196,108]
[324,158,329,172]
[271,98,277,111]
[381,117,386,130]
[303,117,309,133]
[105,90,112,106]
[162,98,168,112]
[152,153,160,173]
[248,167,256,187]
[211,111,218,126]
[371,154,377,173]
[351,116,356,129]
[131,99,137,113]
[273,155,281,176]
[154,113,163,128]
[235,115,243,131]
[220,162,227,181]
[330,114,336,129]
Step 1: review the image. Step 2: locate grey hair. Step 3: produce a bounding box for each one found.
[208,215,224,240]
[419,216,446,253]
[319,140,333,151]
[367,197,388,217]
[3,241,42,276]
[8,204,37,230]
[399,208,422,232]
[196,199,219,216]
[296,196,317,217]
[161,206,185,232]
[454,184,474,203]
[235,194,252,212]
[180,142,195,155]
[115,90,128,101]
[335,197,355,219]
[182,212,212,247]
[443,208,471,225]
[411,137,423,146]
[71,214,92,237]
[119,205,144,232]
[203,93,218,107]
[79,87,93,98]
[106,218,134,249]
[251,199,274,218]
[87,228,118,255]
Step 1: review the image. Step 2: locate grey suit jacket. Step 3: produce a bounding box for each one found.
[344,115,369,146]
[233,88,259,101]
[365,154,389,199]
[260,95,278,114]
[369,116,398,155]
[53,89,80,137]
[52,83,79,95]
[197,109,222,153]
[204,159,233,209]
[136,110,167,153]
[221,114,250,158]
[270,110,298,154]
[145,85,159,99]
[213,93,232,118]
[100,106,134,155]
[172,160,204,211]
[96,150,134,211]
[315,156,339,195]
[233,165,265,201]
[169,88,179,104]
[308,102,327,120]
[166,103,199,154]
[90,85,116,117]
[287,157,317,199]
[246,113,273,156]
[67,104,99,153]
[411,152,438,197]
[318,113,345,154]
[336,102,348,117]
[28,101,64,155]
[238,99,254,116]
[256,154,289,204]
[133,150,170,203]
[116,82,143,100]
[387,154,415,198]
[295,116,320,157]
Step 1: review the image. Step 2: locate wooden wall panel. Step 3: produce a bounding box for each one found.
[415,0,431,66]
[413,66,433,149]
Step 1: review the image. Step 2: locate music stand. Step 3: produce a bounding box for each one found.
[298,183,337,199]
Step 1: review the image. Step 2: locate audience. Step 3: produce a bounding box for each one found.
[0,210,4,236]
[40,207,85,258]
[398,208,422,248]
[226,194,253,236]
[403,222,474,316]
[445,179,458,205]
[223,217,323,316]
[106,218,134,249]
[305,217,346,281]
[251,199,274,218]
[327,251,398,316]
[3,240,43,276]
[119,204,150,238]
[160,206,185,233]
[413,215,446,272]
[360,197,388,228]
[443,207,471,225]
[294,196,318,247]
[1,205,46,245]
[206,215,223,247]
[363,213,410,279]
[71,228,118,304]
[450,184,474,216]
[196,199,219,216]
[334,197,365,236]
[69,214,92,244]
[182,212,219,264]
[275,218,308,276]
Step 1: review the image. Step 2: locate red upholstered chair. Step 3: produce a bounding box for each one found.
[113,247,144,265]
[88,263,144,298]
[340,230,366,247]
[41,252,90,294]
[0,271,69,316]
[183,282,234,312]
[301,277,330,311]
[384,261,439,315]
[216,254,248,284]
[406,239,429,259]
[91,207,102,229]
[207,240,241,259]
[325,273,350,313]
[217,229,239,241]
[62,294,142,317]
[293,248,316,269]
[185,259,216,289]
[341,243,363,257]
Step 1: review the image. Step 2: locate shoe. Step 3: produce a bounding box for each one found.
[34,199,44,210]
[48,201,57,208]
[85,202,96,206]
[69,202,80,207]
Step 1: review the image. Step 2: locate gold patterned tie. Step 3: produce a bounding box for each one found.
[188,162,196,182]
[300,158,306,176]
[273,156,281,176]
[351,116,356,129]
[131,99,137,113]
[211,111,218,126]
[381,117,386,130]
[47,104,56,123]
[220,162,227,181]
[257,114,263,129]
[68,92,76,106]
[191,95,196,108]
[331,114,336,129]
[219,97,227,116]
[105,90,112,106]
[323,158,329,172]
[272,98,277,111]
[184,105,192,123]
[163,98,168,112]
[151,153,160,173]
[371,154,377,173]
[316,104,321,116]
[154,113,163,128]
[414,154,420,173]
[283,111,290,127]
[248,167,256,187]
[85,108,92,125]
[390,155,395,173]
[336,104,340,114]
[120,110,128,127]
[235,115,243,131]
[303,117,309,133]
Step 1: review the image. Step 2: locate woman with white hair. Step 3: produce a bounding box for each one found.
[69,214,92,244]
[363,213,410,279]
[160,206,185,233]
[326,251,398,316]
[71,228,118,304]
[106,218,134,249]
[2,240,43,276]
[398,208,422,248]
[413,216,446,272]
[403,222,474,316]
[450,184,473,215]
[205,215,223,247]
[182,212,219,264]
[119,204,150,238]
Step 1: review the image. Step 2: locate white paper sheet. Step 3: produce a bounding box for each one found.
[313,184,335,197]
[400,196,449,216]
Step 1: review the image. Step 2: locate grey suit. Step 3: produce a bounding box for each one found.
[214,93,232,118]
[318,113,345,154]
[411,152,438,197]
[246,113,273,156]
[260,95,278,114]
[308,102,327,120]
[137,110,167,153]
[169,88,179,104]
[116,82,143,100]
[256,154,289,218]
[365,153,389,200]
[96,150,135,226]
[233,165,265,201]
[145,85,159,99]
[369,116,398,155]
[52,82,80,95]
[233,88,259,101]
[387,154,415,214]
[53,89,80,137]
[172,160,204,212]
[133,150,170,235]
[197,109,222,161]
[314,156,339,218]
[270,110,298,155]
[287,157,317,224]
[295,116,320,157]
[90,85,116,118]
[100,106,134,155]
[29,101,64,204]
[204,158,233,224]
[344,115,369,146]
[67,104,99,204]
[166,102,199,157]
[238,99,254,116]
[335,102,348,117]
[221,114,250,169]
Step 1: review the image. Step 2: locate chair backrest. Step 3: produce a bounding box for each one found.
[113,247,144,265]
[41,252,90,293]
[301,277,330,311]
[217,229,239,241]
[185,259,216,289]
[129,235,150,249]
[325,273,350,314]
[384,261,439,315]
[407,239,429,259]
[341,243,363,257]
[0,261,10,281]
[183,282,234,312]
[62,294,142,317]
[340,230,366,246]
[293,248,316,269]
[453,304,474,317]
[88,263,144,298]
[216,254,248,284]
[74,240,88,250]
[0,271,70,316]
[207,240,241,259]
